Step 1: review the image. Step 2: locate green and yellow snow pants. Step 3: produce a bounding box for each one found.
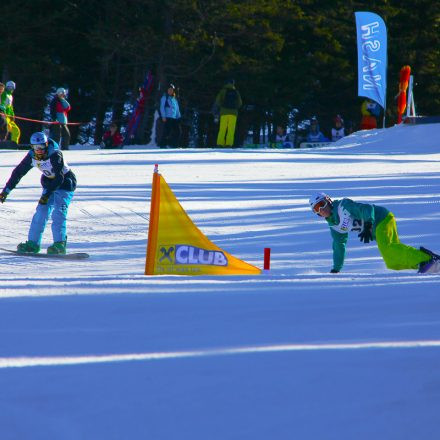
[376,212,430,270]
[6,116,20,144]
[217,114,237,147]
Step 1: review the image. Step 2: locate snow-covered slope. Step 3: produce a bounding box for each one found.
[334,122,440,153]
[0,123,439,439]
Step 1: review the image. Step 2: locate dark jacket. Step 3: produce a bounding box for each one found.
[3,139,76,197]
[215,84,242,116]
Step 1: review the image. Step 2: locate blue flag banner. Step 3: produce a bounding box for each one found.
[355,11,387,109]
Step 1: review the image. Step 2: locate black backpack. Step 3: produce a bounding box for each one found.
[159,95,171,117]
[222,88,239,109]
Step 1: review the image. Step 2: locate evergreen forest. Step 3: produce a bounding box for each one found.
[1,0,439,146]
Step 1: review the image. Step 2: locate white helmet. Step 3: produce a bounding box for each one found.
[6,81,16,90]
[56,87,66,96]
[309,192,332,212]
[30,132,48,145]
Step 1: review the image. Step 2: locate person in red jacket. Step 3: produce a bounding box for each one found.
[101,122,124,149]
[50,87,71,150]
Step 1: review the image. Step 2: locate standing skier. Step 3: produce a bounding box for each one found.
[0,132,77,254]
[0,80,21,144]
[50,87,71,150]
[309,192,440,274]
[0,82,7,139]
[159,83,181,148]
[214,79,242,147]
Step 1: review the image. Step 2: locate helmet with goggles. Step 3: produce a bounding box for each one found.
[30,132,49,159]
[30,132,48,145]
[5,80,16,91]
[309,192,332,214]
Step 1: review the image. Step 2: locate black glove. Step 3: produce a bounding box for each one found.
[330,269,339,273]
[0,191,8,203]
[358,221,373,243]
[39,195,49,205]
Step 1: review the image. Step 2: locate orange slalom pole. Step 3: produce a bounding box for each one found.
[145,164,161,275]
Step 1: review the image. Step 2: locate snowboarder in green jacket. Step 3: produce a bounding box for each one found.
[309,192,439,274]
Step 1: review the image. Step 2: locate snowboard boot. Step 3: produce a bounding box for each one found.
[420,247,440,261]
[418,247,440,274]
[47,241,67,255]
[17,240,41,254]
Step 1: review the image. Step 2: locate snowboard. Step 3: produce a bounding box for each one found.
[0,247,90,260]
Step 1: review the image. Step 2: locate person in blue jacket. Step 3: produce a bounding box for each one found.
[306,116,329,142]
[158,83,181,148]
[309,192,440,274]
[0,132,77,254]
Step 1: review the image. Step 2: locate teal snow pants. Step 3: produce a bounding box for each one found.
[28,189,74,246]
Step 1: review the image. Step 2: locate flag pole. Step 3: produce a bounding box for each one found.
[145,164,160,275]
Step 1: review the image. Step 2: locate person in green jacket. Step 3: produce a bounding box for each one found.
[0,82,7,139]
[309,192,440,274]
[214,79,242,147]
[0,80,20,144]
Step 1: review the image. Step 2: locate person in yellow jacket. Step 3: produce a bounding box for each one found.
[0,82,7,139]
[214,79,242,147]
[360,98,380,130]
[0,81,20,144]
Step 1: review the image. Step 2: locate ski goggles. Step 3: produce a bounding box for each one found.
[32,144,47,151]
[312,199,328,214]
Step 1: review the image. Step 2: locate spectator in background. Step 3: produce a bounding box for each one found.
[270,125,293,148]
[331,115,345,142]
[306,116,329,142]
[159,83,181,148]
[1,81,20,144]
[101,122,124,149]
[0,82,7,139]
[50,88,71,150]
[360,98,380,130]
[215,79,242,147]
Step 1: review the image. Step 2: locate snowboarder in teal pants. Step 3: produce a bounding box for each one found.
[0,132,77,254]
[309,192,440,274]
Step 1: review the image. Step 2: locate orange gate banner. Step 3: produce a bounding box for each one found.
[145,166,261,276]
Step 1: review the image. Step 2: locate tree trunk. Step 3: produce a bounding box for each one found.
[93,59,109,145]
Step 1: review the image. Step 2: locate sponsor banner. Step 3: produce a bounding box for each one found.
[146,171,261,276]
[355,11,387,109]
